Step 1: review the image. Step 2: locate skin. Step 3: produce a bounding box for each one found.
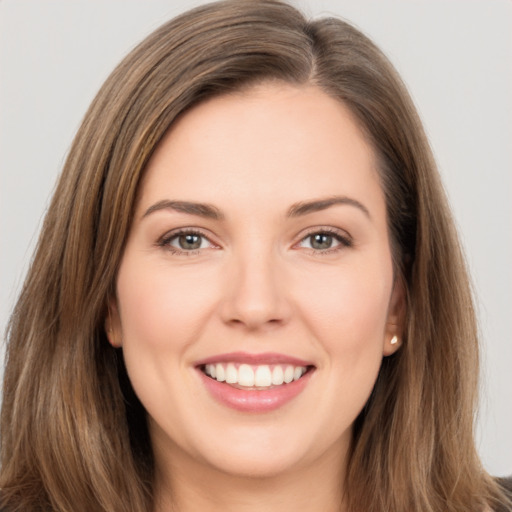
[108,83,403,512]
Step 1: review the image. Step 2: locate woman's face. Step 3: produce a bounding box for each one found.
[110,83,403,480]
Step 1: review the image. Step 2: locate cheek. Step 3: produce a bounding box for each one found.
[297,257,392,361]
[295,259,392,432]
[115,257,220,351]
[114,257,223,425]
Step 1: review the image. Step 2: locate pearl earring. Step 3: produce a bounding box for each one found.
[390,335,398,345]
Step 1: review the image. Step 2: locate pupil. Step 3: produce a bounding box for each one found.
[312,233,332,250]
[179,234,201,250]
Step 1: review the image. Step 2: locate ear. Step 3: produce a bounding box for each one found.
[383,276,406,356]
[104,299,123,348]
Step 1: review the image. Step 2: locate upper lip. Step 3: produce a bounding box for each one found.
[195,351,314,367]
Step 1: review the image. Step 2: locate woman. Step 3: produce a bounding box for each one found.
[1,1,510,510]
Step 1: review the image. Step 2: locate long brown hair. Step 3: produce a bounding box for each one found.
[1,1,508,510]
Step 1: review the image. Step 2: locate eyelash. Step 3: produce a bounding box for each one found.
[296,227,353,255]
[157,228,214,256]
[157,227,353,256]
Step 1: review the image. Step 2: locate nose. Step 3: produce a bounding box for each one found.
[219,248,291,331]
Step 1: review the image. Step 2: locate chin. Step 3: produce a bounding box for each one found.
[202,444,308,479]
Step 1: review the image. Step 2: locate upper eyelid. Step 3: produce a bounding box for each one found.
[158,228,218,250]
[160,227,213,240]
[296,226,352,242]
[292,227,353,254]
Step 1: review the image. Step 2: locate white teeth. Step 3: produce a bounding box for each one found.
[284,365,294,384]
[215,363,225,382]
[225,363,237,384]
[293,367,303,381]
[204,362,308,388]
[255,365,272,387]
[238,364,254,386]
[271,365,284,385]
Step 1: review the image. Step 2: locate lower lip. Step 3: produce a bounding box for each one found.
[197,369,314,413]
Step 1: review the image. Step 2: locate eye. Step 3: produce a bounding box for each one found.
[306,233,337,250]
[173,233,207,250]
[297,229,352,252]
[159,229,215,254]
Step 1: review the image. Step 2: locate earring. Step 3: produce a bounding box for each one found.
[390,335,398,345]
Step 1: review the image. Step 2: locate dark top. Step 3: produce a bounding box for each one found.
[496,476,512,512]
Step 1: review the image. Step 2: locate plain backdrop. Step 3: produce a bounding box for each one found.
[0,0,511,476]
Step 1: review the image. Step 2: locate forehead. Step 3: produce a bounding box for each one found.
[137,83,384,220]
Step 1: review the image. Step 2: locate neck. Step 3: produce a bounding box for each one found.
[153,443,347,512]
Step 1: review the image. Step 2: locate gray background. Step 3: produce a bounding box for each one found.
[1,0,511,475]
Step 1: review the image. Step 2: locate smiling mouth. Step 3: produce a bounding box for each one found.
[200,362,314,390]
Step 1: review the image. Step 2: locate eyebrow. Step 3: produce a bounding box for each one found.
[142,200,224,220]
[142,195,370,222]
[287,195,371,219]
